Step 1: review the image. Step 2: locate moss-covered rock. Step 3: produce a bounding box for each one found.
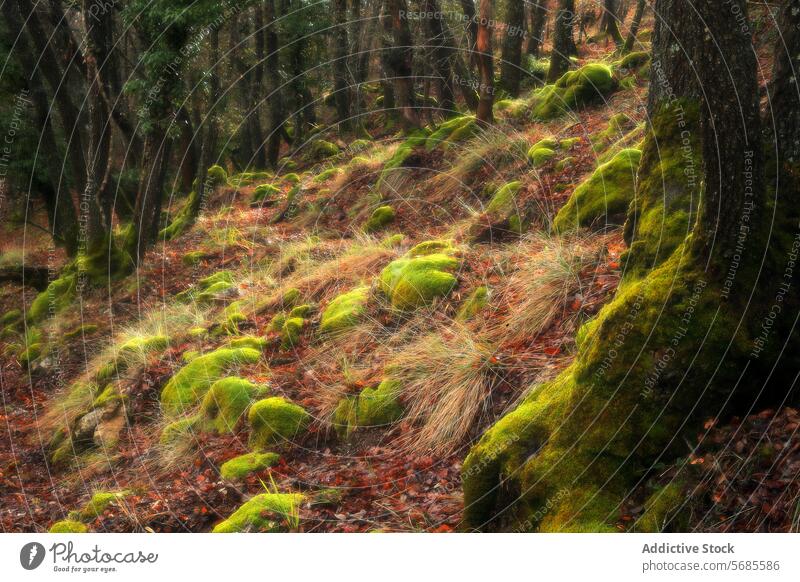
[252,183,281,204]
[364,205,396,232]
[228,336,268,350]
[28,273,77,323]
[160,415,200,444]
[68,491,130,522]
[207,164,228,186]
[376,130,429,190]
[49,520,89,533]
[379,242,459,310]
[212,493,304,532]
[635,481,689,532]
[333,379,404,438]
[309,139,340,160]
[220,301,246,335]
[199,377,266,433]
[553,148,642,233]
[319,286,370,335]
[96,334,169,382]
[248,397,310,449]
[219,452,280,480]
[313,167,342,183]
[160,347,261,414]
[63,324,99,340]
[425,115,477,151]
[531,63,617,120]
[176,271,236,304]
[280,317,305,349]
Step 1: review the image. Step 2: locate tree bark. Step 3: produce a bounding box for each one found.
[332,0,352,129]
[622,0,646,54]
[600,0,623,46]
[265,0,286,167]
[499,0,525,96]
[422,0,456,113]
[386,0,420,129]
[474,0,494,123]
[547,0,574,83]
[526,0,548,57]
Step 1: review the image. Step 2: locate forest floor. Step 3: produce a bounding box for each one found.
[1,36,798,533]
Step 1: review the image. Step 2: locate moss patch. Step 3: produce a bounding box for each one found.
[333,379,404,438]
[176,271,235,304]
[379,245,459,311]
[49,520,89,533]
[68,491,130,522]
[319,285,370,335]
[220,452,280,480]
[248,397,310,449]
[280,317,305,349]
[457,286,489,321]
[553,148,642,233]
[160,347,261,415]
[212,493,304,532]
[364,205,396,232]
[530,63,617,120]
[252,183,281,204]
[28,273,77,323]
[199,377,266,433]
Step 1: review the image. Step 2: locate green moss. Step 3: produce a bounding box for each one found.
[228,336,267,350]
[560,137,581,149]
[379,243,459,311]
[248,397,310,449]
[91,385,124,409]
[282,172,301,184]
[333,379,404,438]
[553,148,642,233]
[207,164,228,186]
[616,51,651,73]
[28,273,77,323]
[199,377,266,433]
[376,130,430,190]
[319,286,370,335]
[529,147,556,167]
[425,115,477,151]
[364,205,396,232]
[310,139,340,160]
[622,101,700,280]
[220,452,280,480]
[213,493,304,533]
[407,239,453,257]
[288,304,312,318]
[268,312,287,333]
[160,415,200,444]
[160,347,261,415]
[314,167,342,183]
[462,245,742,531]
[49,520,89,533]
[555,157,576,172]
[280,317,305,349]
[182,251,211,266]
[176,271,235,304]
[486,181,522,215]
[1,309,22,325]
[457,286,489,321]
[252,183,281,204]
[221,301,246,335]
[96,334,168,382]
[636,481,688,532]
[381,233,406,248]
[69,491,130,522]
[531,63,617,120]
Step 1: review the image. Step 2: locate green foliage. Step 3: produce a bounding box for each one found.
[333,379,404,438]
[160,347,261,415]
[212,493,304,533]
[220,452,280,480]
[379,241,459,311]
[553,148,642,233]
[319,286,370,335]
[530,63,617,120]
[199,377,266,434]
[364,205,396,232]
[248,397,310,449]
[49,520,89,533]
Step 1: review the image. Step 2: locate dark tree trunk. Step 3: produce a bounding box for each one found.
[527,0,548,57]
[422,0,456,113]
[1,1,78,256]
[767,0,800,170]
[332,0,351,129]
[499,0,525,96]
[250,6,267,168]
[386,0,420,129]
[265,0,286,167]
[547,0,574,83]
[18,0,87,194]
[379,2,397,121]
[459,0,479,67]
[474,0,494,123]
[622,0,646,54]
[600,0,624,45]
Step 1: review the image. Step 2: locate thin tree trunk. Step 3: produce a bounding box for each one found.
[499,0,525,96]
[547,0,574,83]
[422,0,456,113]
[265,0,285,167]
[386,0,420,129]
[527,0,547,57]
[459,0,478,67]
[332,0,351,129]
[475,0,494,123]
[600,0,623,46]
[622,0,646,54]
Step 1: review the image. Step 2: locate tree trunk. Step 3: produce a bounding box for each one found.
[332,0,352,130]
[474,0,494,123]
[622,0,646,54]
[600,0,624,45]
[459,0,479,67]
[463,0,771,533]
[499,0,525,96]
[265,0,286,167]
[422,0,456,113]
[386,0,420,129]
[526,0,547,57]
[547,0,574,83]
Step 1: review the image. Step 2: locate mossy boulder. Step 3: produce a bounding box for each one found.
[531,63,617,120]
[49,520,89,533]
[206,164,228,187]
[220,301,246,335]
[160,347,261,415]
[309,139,340,160]
[364,205,396,232]
[376,130,429,190]
[248,397,310,449]
[425,115,476,151]
[379,242,459,311]
[228,336,268,350]
[314,167,342,183]
[96,334,169,382]
[212,493,304,532]
[176,271,236,304]
[220,452,280,480]
[333,379,404,438]
[182,251,212,266]
[280,317,305,349]
[457,286,490,321]
[635,481,689,532]
[252,183,281,205]
[199,377,266,433]
[319,286,370,335]
[28,273,77,323]
[553,148,642,233]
